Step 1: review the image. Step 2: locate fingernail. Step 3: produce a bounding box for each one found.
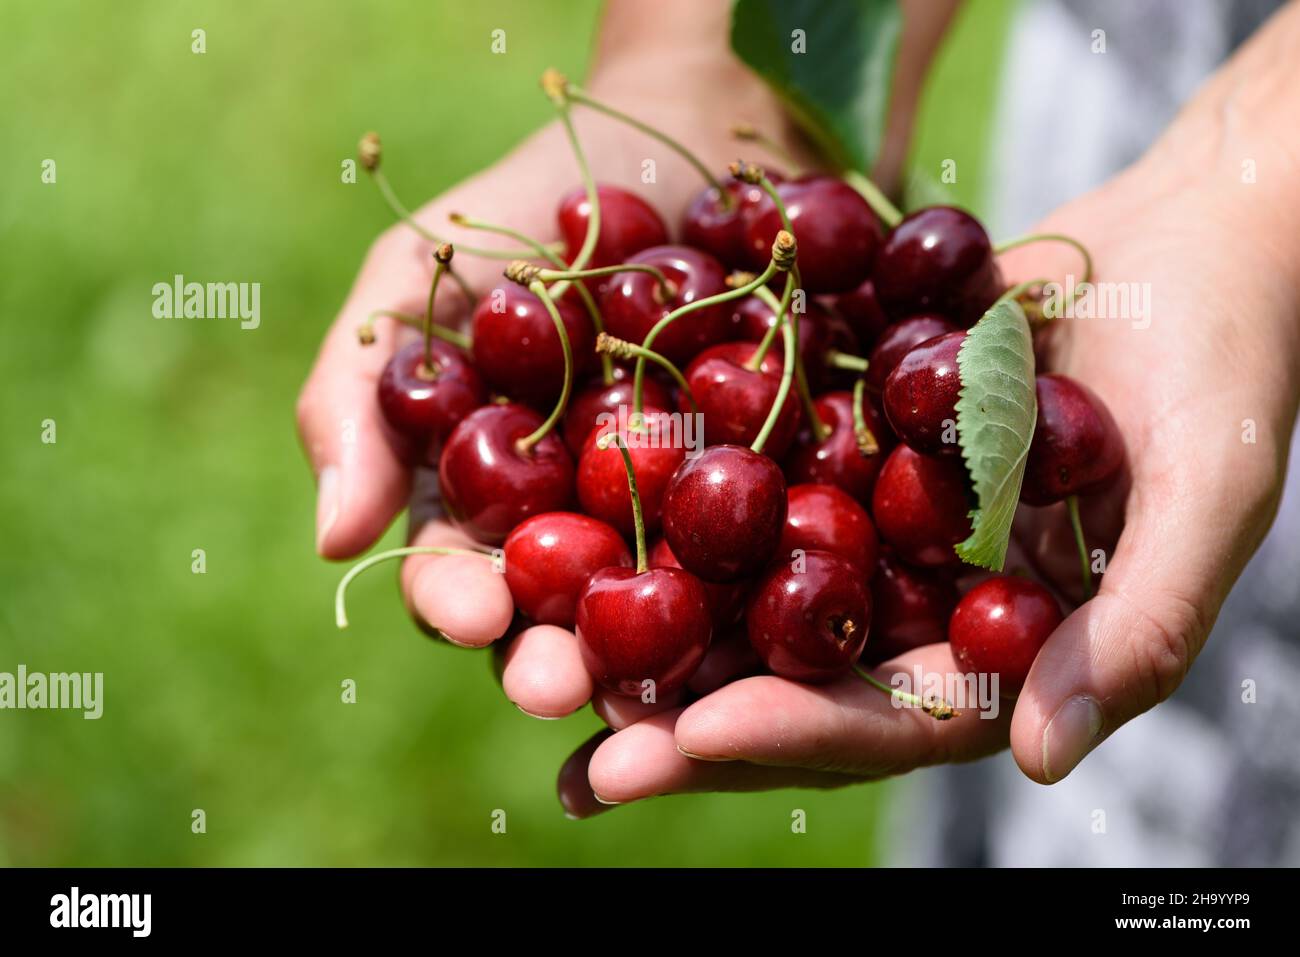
[592,793,623,806]
[315,466,340,555]
[515,703,563,721]
[676,745,733,762]
[1042,694,1104,783]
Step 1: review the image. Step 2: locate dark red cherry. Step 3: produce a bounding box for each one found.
[780,483,879,573]
[562,367,672,456]
[683,341,801,456]
[747,550,871,683]
[503,512,632,628]
[681,170,784,268]
[649,537,747,632]
[865,314,957,392]
[871,206,1004,326]
[831,278,890,349]
[600,245,731,364]
[471,285,592,408]
[576,411,686,538]
[662,445,787,583]
[882,330,967,455]
[575,566,712,697]
[785,390,892,505]
[743,176,883,294]
[871,444,973,567]
[728,297,854,391]
[438,403,574,546]
[861,552,959,665]
[1021,373,1124,506]
[948,575,1063,696]
[557,184,669,273]
[377,340,485,444]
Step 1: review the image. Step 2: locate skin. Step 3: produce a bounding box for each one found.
[297,0,1300,813]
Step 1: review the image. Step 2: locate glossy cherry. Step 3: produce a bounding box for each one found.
[1021,373,1124,506]
[747,549,871,683]
[438,403,575,546]
[562,367,672,456]
[743,175,883,294]
[377,340,485,444]
[780,483,879,573]
[871,206,1004,325]
[871,444,973,567]
[831,278,891,349]
[503,512,631,628]
[681,170,784,268]
[471,285,592,408]
[882,330,967,455]
[557,184,669,273]
[600,245,731,364]
[576,411,685,538]
[649,537,747,632]
[662,445,787,583]
[683,341,801,456]
[785,390,892,505]
[865,314,957,392]
[861,552,959,665]
[728,297,855,392]
[948,575,1063,696]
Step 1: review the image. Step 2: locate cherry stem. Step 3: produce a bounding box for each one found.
[599,432,648,573]
[336,545,493,629]
[750,276,798,456]
[754,277,828,443]
[851,377,880,456]
[745,279,794,370]
[730,123,802,175]
[516,280,575,454]
[852,665,958,720]
[997,278,1055,310]
[537,262,675,300]
[1066,494,1095,601]
[542,76,599,303]
[562,79,731,208]
[423,245,453,371]
[357,310,471,351]
[732,161,792,234]
[596,333,696,413]
[842,169,903,228]
[451,212,612,383]
[994,232,1093,285]
[825,349,870,373]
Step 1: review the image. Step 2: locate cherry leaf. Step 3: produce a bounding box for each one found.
[954,298,1037,570]
[729,0,901,172]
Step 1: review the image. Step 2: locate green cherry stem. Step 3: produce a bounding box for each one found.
[730,123,802,175]
[825,349,870,373]
[754,277,828,443]
[516,279,575,454]
[598,432,648,573]
[541,71,599,303]
[750,279,798,457]
[1066,494,1095,600]
[732,161,792,233]
[994,232,1093,285]
[336,545,494,629]
[531,262,675,299]
[356,310,471,351]
[842,169,903,228]
[595,333,696,413]
[851,376,879,455]
[745,275,794,370]
[852,665,957,719]
[422,244,454,371]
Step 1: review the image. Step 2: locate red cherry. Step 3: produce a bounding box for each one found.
[948,575,1063,696]
[747,550,871,683]
[681,170,784,268]
[728,296,856,392]
[780,483,879,573]
[377,340,485,444]
[575,566,712,697]
[471,285,592,408]
[562,367,672,456]
[743,176,883,294]
[882,330,967,455]
[557,184,669,274]
[831,278,891,349]
[785,391,892,505]
[871,206,1004,325]
[438,403,574,546]
[1021,373,1124,506]
[503,513,632,628]
[861,552,959,665]
[865,314,957,392]
[649,537,748,632]
[662,445,787,583]
[872,445,973,567]
[576,411,685,538]
[600,245,731,364]
[683,341,801,456]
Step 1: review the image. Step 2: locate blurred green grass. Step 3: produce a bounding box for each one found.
[0,0,1010,866]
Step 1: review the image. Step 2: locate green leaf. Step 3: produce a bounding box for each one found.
[729,0,901,172]
[954,298,1037,570]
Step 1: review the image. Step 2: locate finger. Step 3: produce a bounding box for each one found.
[591,687,684,730]
[501,625,593,718]
[399,520,512,647]
[674,643,1011,774]
[557,729,615,820]
[585,709,860,806]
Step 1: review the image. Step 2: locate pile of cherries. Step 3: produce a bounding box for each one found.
[340,78,1125,714]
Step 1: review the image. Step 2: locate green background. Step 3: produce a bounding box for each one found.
[0,0,1012,865]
